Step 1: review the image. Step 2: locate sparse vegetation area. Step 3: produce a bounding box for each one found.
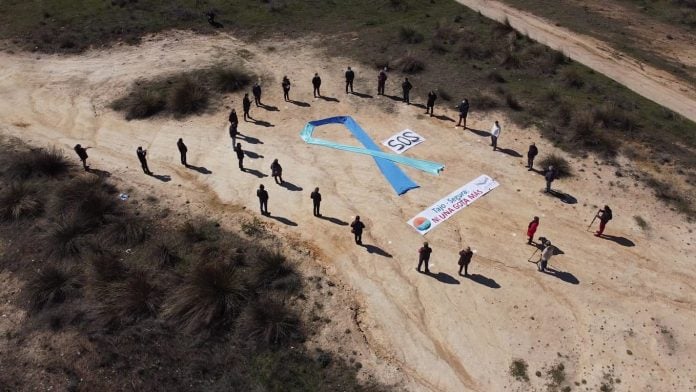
[538,154,573,178]
[633,215,650,230]
[0,141,388,391]
[510,358,530,382]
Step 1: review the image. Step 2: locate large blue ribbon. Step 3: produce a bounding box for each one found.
[300,116,444,195]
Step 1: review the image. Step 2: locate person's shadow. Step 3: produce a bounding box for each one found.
[318,96,340,103]
[543,267,579,284]
[239,135,263,144]
[424,271,460,285]
[289,100,310,107]
[151,174,171,182]
[466,273,501,288]
[317,215,349,226]
[280,181,303,192]
[383,94,403,102]
[244,150,263,159]
[434,114,455,122]
[360,243,392,258]
[187,165,212,174]
[411,103,427,110]
[597,234,635,247]
[267,215,298,226]
[259,104,279,112]
[497,148,522,157]
[547,189,578,204]
[351,92,373,99]
[244,168,267,178]
[252,119,274,127]
[468,128,490,137]
[87,168,111,178]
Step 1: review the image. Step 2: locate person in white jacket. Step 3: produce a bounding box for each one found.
[538,240,553,272]
[491,120,501,151]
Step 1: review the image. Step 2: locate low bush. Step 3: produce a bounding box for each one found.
[96,270,161,327]
[253,251,297,289]
[394,54,425,74]
[112,89,166,120]
[25,265,80,310]
[0,182,43,221]
[168,77,210,116]
[398,26,424,44]
[437,87,453,101]
[562,68,585,88]
[180,219,220,243]
[6,147,71,179]
[89,251,128,283]
[506,93,523,111]
[210,66,253,93]
[487,70,506,83]
[538,154,573,178]
[237,298,303,348]
[151,240,181,266]
[510,358,530,382]
[459,40,493,60]
[593,103,638,132]
[46,216,89,259]
[105,218,148,246]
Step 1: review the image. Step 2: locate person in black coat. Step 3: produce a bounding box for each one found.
[177,138,188,167]
[345,67,355,94]
[312,73,322,97]
[350,216,365,245]
[426,90,437,116]
[242,93,252,121]
[256,184,269,215]
[73,144,90,171]
[457,99,469,128]
[270,159,283,184]
[310,187,322,216]
[402,77,413,104]
[527,143,538,171]
[228,109,239,146]
[252,82,262,106]
[458,246,473,276]
[282,76,291,102]
[417,242,432,273]
[136,146,152,175]
[234,143,244,171]
[377,67,387,95]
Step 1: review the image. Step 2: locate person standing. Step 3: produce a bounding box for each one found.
[310,187,322,217]
[426,90,437,116]
[402,77,413,104]
[228,108,239,146]
[458,246,473,276]
[282,76,291,102]
[491,120,501,151]
[345,67,355,94]
[176,138,188,167]
[270,159,283,184]
[234,143,244,171]
[456,99,469,128]
[312,73,322,98]
[527,216,540,244]
[527,142,538,171]
[544,165,556,193]
[417,242,432,273]
[242,93,252,121]
[350,216,365,245]
[73,144,90,171]
[256,184,269,215]
[136,146,152,175]
[594,205,613,237]
[538,240,553,272]
[252,82,262,107]
[377,67,387,95]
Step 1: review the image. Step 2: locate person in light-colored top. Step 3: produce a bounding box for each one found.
[491,120,501,151]
[538,240,553,272]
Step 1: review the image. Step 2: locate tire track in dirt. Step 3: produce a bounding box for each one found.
[454,0,696,123]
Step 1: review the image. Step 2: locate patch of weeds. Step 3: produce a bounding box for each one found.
[510,358,529,382]
[538,154,573,178]
[394,54,425,73]
[241,217,265,237]
[633,215,649,230]
[398,26,424,44]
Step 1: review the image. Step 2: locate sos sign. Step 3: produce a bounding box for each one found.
[381,129,425,154]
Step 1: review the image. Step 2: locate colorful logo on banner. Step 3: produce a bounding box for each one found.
[407,174,500,235]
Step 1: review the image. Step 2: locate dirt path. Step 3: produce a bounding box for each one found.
[454,0,696,123]
[1,32,695,391]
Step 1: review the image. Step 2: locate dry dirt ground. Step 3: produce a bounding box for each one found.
[1,32,695,391]
[454,0,696,124]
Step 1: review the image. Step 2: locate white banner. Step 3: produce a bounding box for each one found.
[382,129,425,154]
[407,175,499,235]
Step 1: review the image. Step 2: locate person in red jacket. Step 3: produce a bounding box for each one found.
[527,216,539,245]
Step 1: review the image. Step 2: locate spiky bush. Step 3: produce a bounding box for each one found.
[0,182,43,221]
[538,154,573,178]
[6,147,70,179]
[168,77,209,116]
[25,265,80,310]
[237,298,302,348]
[96,270,161,327]
[46,216,89,259]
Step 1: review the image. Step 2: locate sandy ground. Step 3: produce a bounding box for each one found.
[1,32,695,391]
[454,0,696,124]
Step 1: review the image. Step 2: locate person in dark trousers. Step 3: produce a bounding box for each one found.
[234,143,244,171]
[270,159,283,184]
[282,76,291,101]
[229,108,239,146]
[345,67,355,93]
[377,67,387,95]
[458,246,473,276]
[177,138,188,167]
[456,99,469,128]
[256,184,269,215]
[252,82,262,106]
[527,142,538,171]
[417,242,432,273]
[350,216,365,245]
[242,93,252,121]
[426,90,437,116]
[538,240,553,272]
[73,144,90,171]
[594,205,613,237]
[310,187,322,217]
[544,165,556,193]
[312,73,322,97]
[527,216,539,244]
[491,120,501,151]
[402,77,412,104]
[136,146,152,175]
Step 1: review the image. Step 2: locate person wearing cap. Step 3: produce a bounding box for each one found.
[377,67,387,95]
[345,67,355,94]
[417,242,432,273]
[310,187,322,217]
[256,184,269,215]
[350,216,365,245]
[312,73,322,97]
[457,98,469,128]
[73,144,90,171]
[458,246,473,276]
[527,216,540,244]
[426,90,437,116]
[538,240,553,272]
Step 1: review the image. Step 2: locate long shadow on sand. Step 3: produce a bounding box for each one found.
[317,215,349,226]
[252,119,274,128]
[351,92,373,99]
[468,128,490,137]
[546,189,578,204]
[151,174,171,182]
[360,243,392,258]
[466,273,501,288]
[87,168,111,178]
[434,114,455,122]
[244,168,267,178]
[239,135,263,144]
[318,96,340,103]
[259,104,279,112]
[279,181,303,192]
[289,100,311,107]
[543,267,579,284]
[424,271,460,285]
[597,234,635,247]
[497,148,522,158]
[267,215,298,226]
[244,150,263,159]
[187,165,212,174]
